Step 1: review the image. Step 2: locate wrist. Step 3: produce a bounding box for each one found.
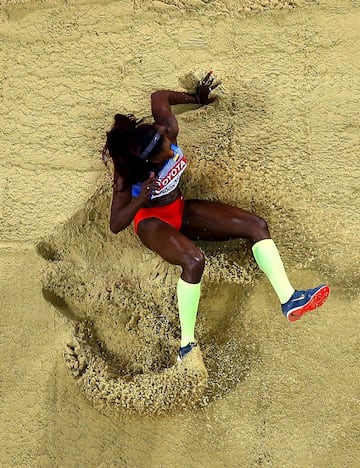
[170,91,200,105]
[132,196,147,208]
[158,90,200,106]
[192,93,201,105]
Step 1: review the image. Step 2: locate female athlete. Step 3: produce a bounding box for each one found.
[103,72,330,361]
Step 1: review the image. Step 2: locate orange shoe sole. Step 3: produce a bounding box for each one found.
[288,285,330,322]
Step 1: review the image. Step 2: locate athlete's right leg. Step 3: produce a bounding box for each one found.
[137,218,204,355]
[137,217,205,283]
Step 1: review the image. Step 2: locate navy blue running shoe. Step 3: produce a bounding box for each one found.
[177,342,197,362]
[282,284,330,321]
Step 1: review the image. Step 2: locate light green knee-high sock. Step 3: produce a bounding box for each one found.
[252,238,295,304]
[177,278,201,347]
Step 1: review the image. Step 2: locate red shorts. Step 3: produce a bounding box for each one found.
[133,196,185,234]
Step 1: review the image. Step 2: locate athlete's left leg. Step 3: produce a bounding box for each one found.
[181,199,270,243]
[181,200,329,320]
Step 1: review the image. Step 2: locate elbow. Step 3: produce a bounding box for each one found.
[110,222,120,235]
[151,90,164,98]
[110,220,129,234]
[151,90,168,104]
[110,212,130,234]
[151,91,159,103]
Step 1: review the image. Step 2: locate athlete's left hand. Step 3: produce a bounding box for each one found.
[195,71,221,105]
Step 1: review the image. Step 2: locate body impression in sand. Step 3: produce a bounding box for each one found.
[38,72,329,414]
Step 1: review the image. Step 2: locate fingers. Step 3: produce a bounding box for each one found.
[202,70,213,86]
[145,175,159,187]
[142,177,160,198]
[194,71,221,105]
[145,182,159,192]
[209,78,222,91]
[201,70,221,86]
[199,71,221,95]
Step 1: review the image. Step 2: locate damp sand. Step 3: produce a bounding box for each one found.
[1,0,359,466]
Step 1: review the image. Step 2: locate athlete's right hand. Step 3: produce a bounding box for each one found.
[138,172,159,202]
[196,71,221,105]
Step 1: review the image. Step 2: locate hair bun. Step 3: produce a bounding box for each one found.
[113,113,137,132]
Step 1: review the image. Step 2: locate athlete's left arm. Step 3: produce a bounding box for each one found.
[151,71,219,144]
[151,91,196,144]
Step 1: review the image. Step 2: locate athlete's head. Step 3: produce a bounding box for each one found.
[104,114,171,166]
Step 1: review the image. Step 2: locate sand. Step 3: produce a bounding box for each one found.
[1,0,359,466]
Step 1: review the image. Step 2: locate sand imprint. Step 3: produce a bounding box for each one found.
[37,178,261,414]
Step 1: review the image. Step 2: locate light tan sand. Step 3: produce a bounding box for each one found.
[1,0,359,466]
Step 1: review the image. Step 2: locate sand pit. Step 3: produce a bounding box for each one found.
[1,0,359,466]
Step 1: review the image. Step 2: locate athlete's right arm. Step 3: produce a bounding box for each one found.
[110,172,157,234]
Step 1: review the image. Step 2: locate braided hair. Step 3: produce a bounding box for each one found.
[103,114,164,185]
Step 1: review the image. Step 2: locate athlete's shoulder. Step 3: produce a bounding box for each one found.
[171,143,184,158]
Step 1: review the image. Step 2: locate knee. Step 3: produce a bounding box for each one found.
[250,216,270,241]
[181,247,205,282]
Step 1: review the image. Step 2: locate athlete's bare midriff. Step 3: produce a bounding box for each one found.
[142,187,181,208]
